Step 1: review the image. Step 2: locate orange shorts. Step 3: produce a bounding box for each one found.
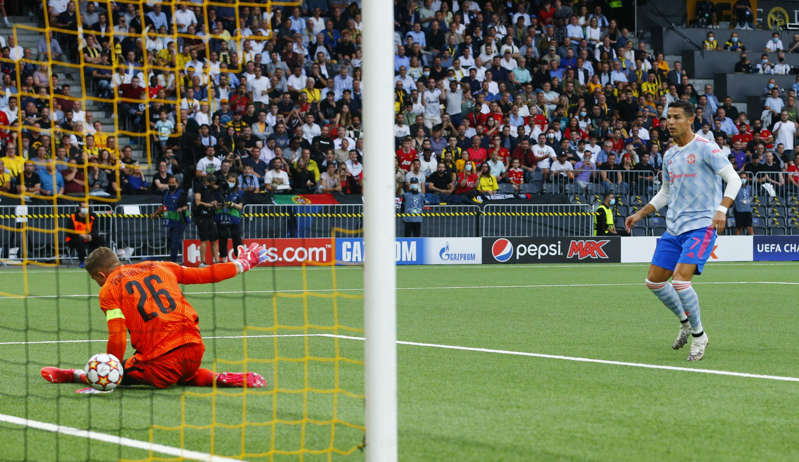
[124,343,205,389]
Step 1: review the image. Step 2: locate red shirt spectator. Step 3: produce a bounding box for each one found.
[467,145,487,164]
[455,170,478,194]
[396,141,417,171]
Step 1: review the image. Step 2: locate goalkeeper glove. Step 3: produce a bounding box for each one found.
[233,243,268,273]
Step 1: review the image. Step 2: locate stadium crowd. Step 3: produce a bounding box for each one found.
[0,0,796,209]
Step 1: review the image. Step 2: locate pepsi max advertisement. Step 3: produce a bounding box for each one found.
[484,237,621,264]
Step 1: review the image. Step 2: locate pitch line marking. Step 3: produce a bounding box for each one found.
[0,413,242,462]
[5,280,799,299]
[5,333,798,383]
[326,334,799,384]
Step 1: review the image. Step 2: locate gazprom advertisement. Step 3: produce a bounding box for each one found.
[335,238,482,265]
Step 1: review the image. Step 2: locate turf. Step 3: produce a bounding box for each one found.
[1,261,798,461]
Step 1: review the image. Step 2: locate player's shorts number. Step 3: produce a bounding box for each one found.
[125,275,177,322]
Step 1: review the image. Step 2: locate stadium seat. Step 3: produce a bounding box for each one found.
[651,226,667,236]
[587,183,602,195]
[769,217,786,228]
[753,226,768,235]
[647,216,666,228]
[726,217,736,228]
[521,183,542,194]
[499,183,516,194]
[542,183,559,195]
[631,227,647,236]
[752,216,764,227]
[767,196,784,207]
[770,227,789,236]
[614,205,629,217]
[766,207,785,218]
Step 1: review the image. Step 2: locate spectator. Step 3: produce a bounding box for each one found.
[264,158,291,193]
[64,202,104,267]
[766,32,784,53]
[772,111,798,162]
[734,172,754,235]
[402,177,424,237]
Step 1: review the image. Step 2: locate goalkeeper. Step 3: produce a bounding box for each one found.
[41,244,269,389]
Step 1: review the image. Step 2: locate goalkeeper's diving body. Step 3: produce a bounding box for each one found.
[625,100,742,361]
[41,244,269,389]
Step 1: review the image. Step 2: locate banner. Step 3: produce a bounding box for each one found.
[183,238,334,267]
[753,236,799,261]
[423,238,482,265]
[271,193,339,205]
[482,237,620,264]
[620,236,753,263]
[336,238,424,265]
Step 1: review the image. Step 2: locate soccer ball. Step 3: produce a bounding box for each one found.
[84,353,124,391]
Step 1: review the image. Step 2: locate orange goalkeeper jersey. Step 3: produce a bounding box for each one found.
[99,261,237,361]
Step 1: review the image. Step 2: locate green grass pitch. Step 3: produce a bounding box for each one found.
[0,261,798,461]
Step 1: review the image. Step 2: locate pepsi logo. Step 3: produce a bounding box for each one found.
[491,238,513,262]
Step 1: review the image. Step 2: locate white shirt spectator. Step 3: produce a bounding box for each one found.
[334,135,356,151]
[247,75,271,104]
[419,155,437,177]
[405,170,425,185]
[610,69,629,84]
[194,111,211,126]
[49,0,69,15]
[302,122,321,144]
[766,37,784,52]
[532,143,556,169]
[264,168,291,191]
[774,62,791,75]
[345,159,363,177]
[195,156,221,175]
[423,88,442,118]
[174,8,197,33]
[287,73,307,92]
[394,122,410,139]
[9,45,23,61]
[500,56,518,71]
[551,158,574,176]
[773,119,797,150]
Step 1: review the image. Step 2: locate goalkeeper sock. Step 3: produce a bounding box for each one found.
[672,280,703,334]
[185,368,216,387]
[646,279,688,322]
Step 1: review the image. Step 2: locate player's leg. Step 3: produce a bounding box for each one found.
[40,367,88,384]
[646,232,692,349]
[672,226,716,361]
[178,343,266,388]
[231,224,243,257]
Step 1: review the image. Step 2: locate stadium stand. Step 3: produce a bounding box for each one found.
[1,0,799,245]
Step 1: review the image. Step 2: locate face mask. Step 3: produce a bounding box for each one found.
[465,163,473,172]
[709,37,714,41]
[580,111,587,117]
[227,181,236,188]
[423,71,430,77]
[609,199,616,205]
[773,38,779,43]
[732,37,738,42]
[742,178,747,184]
[80,207,89,214]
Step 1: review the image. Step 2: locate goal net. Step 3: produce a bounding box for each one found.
[0,0,368,458]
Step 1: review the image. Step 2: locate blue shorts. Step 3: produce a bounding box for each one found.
[651,226,717,275]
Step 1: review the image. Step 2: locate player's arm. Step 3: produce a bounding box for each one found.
[162,243,268,284]
[715,163,742,233]
[105,309,127,363]
[626,179,669,233]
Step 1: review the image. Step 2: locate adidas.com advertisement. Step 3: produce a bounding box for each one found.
[483,237,621,264]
